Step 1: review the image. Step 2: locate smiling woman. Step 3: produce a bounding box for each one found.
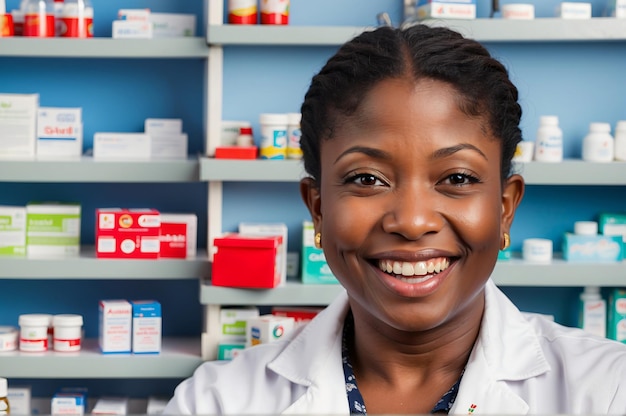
[163,24,626,415]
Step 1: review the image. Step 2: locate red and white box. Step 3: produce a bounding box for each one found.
[159,213,197,258]
[96,208,161,259]
[99,299,132,354]
[212,233,283,288]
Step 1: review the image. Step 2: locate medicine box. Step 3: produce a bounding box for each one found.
[51,389,87,416]
[150,13,196,37]
[36,107,83,159]
[92,397,129,415]
[301,221,338,284]
[598,212,626,251]
[99,299,132,354]
[0,93,38,159]
[562,233,623,262]
[221,120,252,147]
[26,202,81,258]
[112,20,153,38]
[217,343,245,360]
[608,289,626,343]
[131,300,161,354]
[246,314,295,347]
[605,0,626,17]
[96,208,161,259]
[216,307,259,360]
[159,213,197,258]
[556,2,592,18]
[93,133,151,160]
[118,9,151,21]
[271,306,322,328]
[7,386,31,415]
[411,0,476,20]
[0,206,26,256]
[145,118,183,134]
[239,222,288,286]
[150,133,188,160]
[212,233,283,288]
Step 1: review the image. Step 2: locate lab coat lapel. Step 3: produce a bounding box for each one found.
[270,290,351,415]
[451,280,550,414]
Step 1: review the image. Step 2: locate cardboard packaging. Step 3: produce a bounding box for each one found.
[301,221,338,284]
[239,222,288,286]
[598,212,626,251]
[131,300,161,354]
[36,107,83,159]
[93,133,151,160]
[562,233,623,262]
[556,2,592,18]
[99,299,132,354]
[246,314,295,347]
[150,13,196,37]
[0,206,26,256]
[159,213,197,258]
[96,208,161,259]
[608,289,626,343]
[217,307,259,360]
[0,93,38,159]
[26,202,81,258]
[406,0,476,20]
[212,233,283,288]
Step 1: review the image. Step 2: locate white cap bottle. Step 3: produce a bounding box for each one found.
[0,377,9,415]
[582,122,614,162]
[534,115,563,162]
[614,120,626,161]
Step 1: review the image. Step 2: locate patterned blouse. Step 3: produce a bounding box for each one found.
[341,312,462,414]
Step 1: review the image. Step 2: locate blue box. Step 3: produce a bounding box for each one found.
[562,233,623,262]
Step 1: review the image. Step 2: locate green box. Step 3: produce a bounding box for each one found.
[598,212,626,252]
[26,202,81,258]
[301,221,338,284]
[607,288,626,343]
[0,206,26,256]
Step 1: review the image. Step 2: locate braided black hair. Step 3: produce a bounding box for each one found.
[300,24,522,185]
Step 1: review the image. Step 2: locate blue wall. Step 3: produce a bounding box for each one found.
[1,0,625,400]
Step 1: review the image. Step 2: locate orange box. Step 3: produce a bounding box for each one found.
[214,146,258,160]
[212,233,282,288]
[96,208,161,259]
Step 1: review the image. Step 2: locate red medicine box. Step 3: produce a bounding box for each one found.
[212,233,283,289]
[96,208,161,259]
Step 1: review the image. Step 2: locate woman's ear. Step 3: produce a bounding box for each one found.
[300,177,322,230]
[501,173,525,233]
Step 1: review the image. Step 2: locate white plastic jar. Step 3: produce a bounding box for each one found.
[614,120,626,161]
[534,115,563,162]
[582,122,614,162]
[286,112,302,160]
[53,314,83,352]
[522,238,553,263]
[259,113,288,160]
[19,313,52,352]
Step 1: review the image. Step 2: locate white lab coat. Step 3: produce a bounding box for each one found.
[164,279,626,415]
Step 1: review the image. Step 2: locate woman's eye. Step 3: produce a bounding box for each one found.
[349,173,384,186]
[445,173,479,186]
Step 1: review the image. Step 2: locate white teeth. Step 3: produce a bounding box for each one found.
[378,258,450,278]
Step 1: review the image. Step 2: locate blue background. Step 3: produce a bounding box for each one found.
[1,0,625,401]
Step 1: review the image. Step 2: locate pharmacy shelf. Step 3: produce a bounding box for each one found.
[207,18,626,46]
[200,257,626,305]
[0,157,200,183]
[200,158,626,185]
[199,158,304,182]
[0,338,202,378]
[0,247,208,279]
[516,160,626,185]
[0,37,209,58]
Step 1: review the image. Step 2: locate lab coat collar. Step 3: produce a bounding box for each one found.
[451,279,551,414]
[269,288,351,414]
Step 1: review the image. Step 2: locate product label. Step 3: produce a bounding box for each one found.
[260,130,287,160]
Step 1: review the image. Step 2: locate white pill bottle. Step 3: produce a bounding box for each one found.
[534,115,563,162]
[582,122,614,162]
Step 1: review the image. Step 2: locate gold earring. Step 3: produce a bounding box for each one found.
[501,232,510,251]
[314,232,322,249]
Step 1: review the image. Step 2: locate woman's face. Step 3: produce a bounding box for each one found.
[301,77,523,333]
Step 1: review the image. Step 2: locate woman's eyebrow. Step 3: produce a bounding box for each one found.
[334,146,392,164]
[431,143,488,161]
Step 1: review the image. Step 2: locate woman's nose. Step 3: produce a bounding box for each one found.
[381,186,445,240]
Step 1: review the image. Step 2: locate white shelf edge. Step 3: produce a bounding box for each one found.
[0,37,209,58]
[0,338,202,378]
[0,247,209,279]
[200,258,626,305]
[207,19,626,46]
[199,158,626,185]
[0,157,201,183]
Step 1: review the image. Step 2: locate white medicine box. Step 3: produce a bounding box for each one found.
[99,299,132,354]
[0,93,38,159]
[36,107,83,159]
[0,206,26,257]
[131,300,162,354]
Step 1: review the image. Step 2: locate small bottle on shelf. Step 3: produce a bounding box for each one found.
[534,115,563,162]
[23,0,54,37]
[578,286,607,338]
[614,120,626,161]
[0,377,9,415]
[582,122,614,163]
[59,0,93,38]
